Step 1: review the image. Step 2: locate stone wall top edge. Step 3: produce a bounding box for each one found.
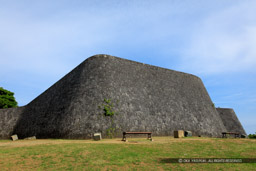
[86,54,201,80]
[0,106,26,112]
[216,108,234,111]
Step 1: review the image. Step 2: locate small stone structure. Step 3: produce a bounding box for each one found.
[24,136,36,140]
[241,134,246,138]
[93,133,102,141]
[174,130,184,138]
[11,134,18,141]
[184,131,192,137]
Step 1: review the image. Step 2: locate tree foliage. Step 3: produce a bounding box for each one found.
[0,87,18,109]
[248,132,256,139]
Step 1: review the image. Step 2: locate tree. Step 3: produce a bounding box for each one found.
[0,87,18,109]
[248,132,256,139]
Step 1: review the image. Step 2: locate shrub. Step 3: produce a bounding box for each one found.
[0,87,18,109]
[248,132,256,139]
[98,98,119,138]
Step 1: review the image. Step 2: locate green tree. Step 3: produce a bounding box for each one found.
[248,132,256,139]
[0,87,18,109]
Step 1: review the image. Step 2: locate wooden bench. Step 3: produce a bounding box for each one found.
[122,132,152,141]
[222,132,240,138]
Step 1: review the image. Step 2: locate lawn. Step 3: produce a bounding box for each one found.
[0,137,255,170]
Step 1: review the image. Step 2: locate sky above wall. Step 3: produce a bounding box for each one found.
[0,0,255,134]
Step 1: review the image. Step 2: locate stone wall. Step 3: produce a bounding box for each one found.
[0,107,25,139]
[0,55,237,139]
[216,108,246,135]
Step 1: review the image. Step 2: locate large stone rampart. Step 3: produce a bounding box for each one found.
[0,54,245,139]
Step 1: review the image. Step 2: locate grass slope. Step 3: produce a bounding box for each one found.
[0,137,255,170]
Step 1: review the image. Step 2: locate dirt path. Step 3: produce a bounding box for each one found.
[0,137,254,148]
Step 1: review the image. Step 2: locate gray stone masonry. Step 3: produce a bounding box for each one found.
[0,54,245,139]
[0,107,25,139]
[216,108,246,135]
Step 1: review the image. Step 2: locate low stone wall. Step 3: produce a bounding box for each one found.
[0,107,25,139]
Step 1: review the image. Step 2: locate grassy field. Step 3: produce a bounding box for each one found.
[0,137,255,170]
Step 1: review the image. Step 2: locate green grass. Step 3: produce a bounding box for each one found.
[0,137,255,170]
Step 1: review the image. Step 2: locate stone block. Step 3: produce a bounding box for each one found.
[11,134,18,141]
[174,130,184,138]
[24,136,36,140]
[93,133,102,141]
[184,131,192,137]
[241,134,246,138]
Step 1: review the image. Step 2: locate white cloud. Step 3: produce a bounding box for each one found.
[181,1,256,75]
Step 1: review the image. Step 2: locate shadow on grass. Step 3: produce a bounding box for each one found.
[159,158,179,163]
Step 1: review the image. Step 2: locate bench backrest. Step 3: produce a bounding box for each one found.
[124,132,152,134]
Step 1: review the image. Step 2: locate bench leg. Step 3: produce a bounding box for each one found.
[122,133,126,141]
[148,133,152,140]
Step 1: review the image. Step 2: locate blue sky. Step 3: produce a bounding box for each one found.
[0,0,255,134]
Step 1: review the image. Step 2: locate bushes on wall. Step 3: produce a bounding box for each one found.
[99,98,118,138]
